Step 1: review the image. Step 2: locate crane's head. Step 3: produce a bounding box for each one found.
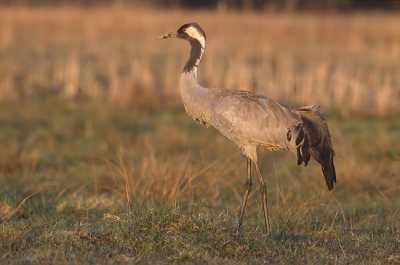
[160,23,206,49]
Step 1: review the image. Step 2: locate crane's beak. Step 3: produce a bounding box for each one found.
[159,32,177,39]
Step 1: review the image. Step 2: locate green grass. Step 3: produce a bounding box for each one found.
[0,96,399,264]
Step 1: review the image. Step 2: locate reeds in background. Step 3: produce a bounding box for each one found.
[0,7,399,114]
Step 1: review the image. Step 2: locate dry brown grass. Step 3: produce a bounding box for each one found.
[0,94,397,264]
[0,7,399,114]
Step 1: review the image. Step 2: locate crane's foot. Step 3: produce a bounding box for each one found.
[264,213,272,235]
[265,226,272,236]
[263,217,272,236]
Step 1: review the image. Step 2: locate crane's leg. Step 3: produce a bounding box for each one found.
[255,162,272,234]
[236,158,253,235]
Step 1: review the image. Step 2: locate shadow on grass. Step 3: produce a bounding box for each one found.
[271,232,312,242]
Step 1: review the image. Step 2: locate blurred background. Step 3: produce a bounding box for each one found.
[0,0,399,113]
[0,1,399,263]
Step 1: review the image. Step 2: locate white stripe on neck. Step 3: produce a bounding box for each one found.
[185,26,205,49]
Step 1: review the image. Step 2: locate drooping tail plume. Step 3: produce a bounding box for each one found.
[291,105,337,191]
[320,151,336,190]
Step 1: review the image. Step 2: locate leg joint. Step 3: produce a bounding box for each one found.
[246,179,253,188]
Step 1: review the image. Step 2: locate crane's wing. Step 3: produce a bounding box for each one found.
[210,90,300,149]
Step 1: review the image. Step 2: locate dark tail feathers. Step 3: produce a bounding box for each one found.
[321,152,336,190]
[286,123,311,167]
[289,105,337,191]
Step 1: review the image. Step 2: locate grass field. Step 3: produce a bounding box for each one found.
[0,96,399,264]
[0,6,399,265]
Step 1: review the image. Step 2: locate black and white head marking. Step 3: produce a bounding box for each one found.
[177,23,206,49]
[173,23,207,72]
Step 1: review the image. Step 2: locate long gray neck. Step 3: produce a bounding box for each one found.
[183,39,205,73]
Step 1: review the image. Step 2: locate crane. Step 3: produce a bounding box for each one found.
[160,23,336,234]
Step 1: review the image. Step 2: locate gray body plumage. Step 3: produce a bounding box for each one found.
[180,71,300,161]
